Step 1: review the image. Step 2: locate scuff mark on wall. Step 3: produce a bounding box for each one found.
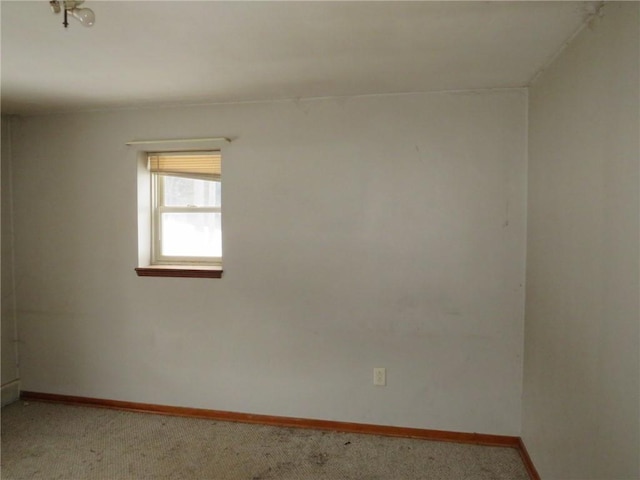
[503,200,510,228]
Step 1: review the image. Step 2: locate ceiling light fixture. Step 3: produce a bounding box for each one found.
[49,0,95,28]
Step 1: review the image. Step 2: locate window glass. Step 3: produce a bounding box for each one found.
[163,176,221,207]
[161,212,222,258]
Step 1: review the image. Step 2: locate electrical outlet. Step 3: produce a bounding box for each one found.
[373,367,386,386]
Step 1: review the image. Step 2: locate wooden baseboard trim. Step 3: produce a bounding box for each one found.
[517,437,541,480]
[20,390,538,478]
[21,391,517,446]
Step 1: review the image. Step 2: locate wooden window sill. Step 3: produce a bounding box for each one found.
[135,266,223,278]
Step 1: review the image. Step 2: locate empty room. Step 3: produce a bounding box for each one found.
[1,1,638,479]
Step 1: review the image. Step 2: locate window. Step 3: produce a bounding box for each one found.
[135,151,223,278]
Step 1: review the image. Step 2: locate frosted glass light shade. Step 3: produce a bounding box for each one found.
[70,7,95,26]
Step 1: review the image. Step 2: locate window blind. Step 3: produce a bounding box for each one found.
[147,152,221,180]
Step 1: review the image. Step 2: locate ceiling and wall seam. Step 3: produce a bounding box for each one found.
[13,86,530,119]
[527,1,606,86]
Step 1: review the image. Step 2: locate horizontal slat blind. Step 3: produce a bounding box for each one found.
[148,152,221,179]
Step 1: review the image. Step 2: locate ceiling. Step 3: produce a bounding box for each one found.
[1,1,598,116]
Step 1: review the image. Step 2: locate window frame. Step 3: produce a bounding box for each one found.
[151,172,223,267]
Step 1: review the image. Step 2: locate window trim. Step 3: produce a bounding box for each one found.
[130,138,230,279]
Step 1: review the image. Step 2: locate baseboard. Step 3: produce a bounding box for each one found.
[1,379,20,407]
[517,437,541,480]
[20,390,539,479]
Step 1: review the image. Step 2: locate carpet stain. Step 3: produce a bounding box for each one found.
[309,452,329,466]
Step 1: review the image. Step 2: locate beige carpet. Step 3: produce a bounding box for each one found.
[1,401,530,480]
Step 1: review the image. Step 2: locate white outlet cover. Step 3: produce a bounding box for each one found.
[373,367,386,386]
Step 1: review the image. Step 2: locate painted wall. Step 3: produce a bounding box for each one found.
[1,115,20,405]
[10,90,527,435]
[523,3,640,479]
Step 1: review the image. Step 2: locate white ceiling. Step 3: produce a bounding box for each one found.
[1,1,598,115]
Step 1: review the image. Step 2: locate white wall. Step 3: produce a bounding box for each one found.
[10,90,527,435]
[523,3,640,479]
[1,115,20,405]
